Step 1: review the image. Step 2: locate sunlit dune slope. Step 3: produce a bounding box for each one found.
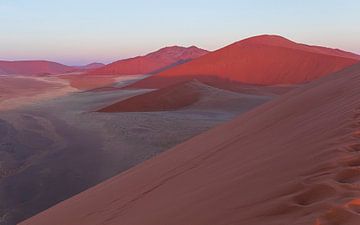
[129,35,360,89]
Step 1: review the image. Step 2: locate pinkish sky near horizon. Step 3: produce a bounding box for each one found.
[0,0,359,66]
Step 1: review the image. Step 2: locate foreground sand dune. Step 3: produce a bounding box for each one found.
[20,63,360,224]
[130,35,360,89]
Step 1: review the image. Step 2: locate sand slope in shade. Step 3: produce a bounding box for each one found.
[0,61,74,75]
[20,63,360,225]
[130,35,360,89]
[88,46,209,75]
[97,80,270,112]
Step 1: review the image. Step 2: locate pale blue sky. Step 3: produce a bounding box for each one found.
[1,0,359,65]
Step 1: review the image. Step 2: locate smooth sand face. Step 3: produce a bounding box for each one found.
[0,75,274,225]
[19,64,360,225]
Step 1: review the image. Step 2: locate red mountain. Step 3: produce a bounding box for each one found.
[20,63,360,225]
[88,46,209,75]
[130,35,360,88]
[0,60,74,75]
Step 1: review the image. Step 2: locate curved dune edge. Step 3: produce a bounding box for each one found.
[20,64,360,225]
[97,79,272,113]
[97,80,213,112]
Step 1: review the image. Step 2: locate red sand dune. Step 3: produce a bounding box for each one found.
[130,35,360,89]
[97,79,271,112]
[0,60,74,75]
[20,64,360,225]
[88,46,209,75]
[98,80,202,112]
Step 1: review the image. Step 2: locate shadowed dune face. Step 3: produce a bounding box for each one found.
[88,46,209,75]
[19,64,360,225]
[129,35,360,89]
[98,81,201,112]
[0,61,74,75]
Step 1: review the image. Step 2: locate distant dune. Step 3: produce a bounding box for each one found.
[0,60,74,75]
[73,63,105,71]
[20,63,360,225]
[129,35,360,89]
[88,46,209,75]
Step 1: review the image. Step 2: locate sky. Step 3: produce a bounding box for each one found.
[0,0,359,65]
